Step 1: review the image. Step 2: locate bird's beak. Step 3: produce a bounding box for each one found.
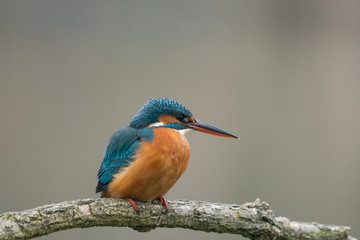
[187,119,239,139]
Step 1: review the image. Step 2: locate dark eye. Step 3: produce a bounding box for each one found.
[176,115,185,122]
[177,115,192,123]
[182,117,191,123]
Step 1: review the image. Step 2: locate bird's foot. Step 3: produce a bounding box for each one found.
[126,198,139,214]
[158,197,169,211]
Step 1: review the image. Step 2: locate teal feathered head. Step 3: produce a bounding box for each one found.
[129,98,193,129]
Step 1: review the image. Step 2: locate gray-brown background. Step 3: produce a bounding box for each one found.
[1,1,359,239]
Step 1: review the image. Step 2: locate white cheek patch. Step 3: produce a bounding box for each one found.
[148,122,164,127]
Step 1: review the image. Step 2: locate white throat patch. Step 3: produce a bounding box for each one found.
[148,121,190,135]
[178,129,191,135]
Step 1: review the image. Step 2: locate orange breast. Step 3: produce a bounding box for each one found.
[102,127,190,201]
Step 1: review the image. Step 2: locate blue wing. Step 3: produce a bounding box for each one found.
[96,126,142,193]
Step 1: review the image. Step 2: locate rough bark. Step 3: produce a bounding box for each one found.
[0,198,355,240]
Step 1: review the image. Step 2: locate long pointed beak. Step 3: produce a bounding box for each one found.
[187,119,239,139]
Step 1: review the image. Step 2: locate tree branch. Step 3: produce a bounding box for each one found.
[0,198,355,240]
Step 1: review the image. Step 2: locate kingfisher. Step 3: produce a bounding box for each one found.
[96,98,238,212]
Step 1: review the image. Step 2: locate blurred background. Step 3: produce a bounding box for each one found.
[1,1,359,239]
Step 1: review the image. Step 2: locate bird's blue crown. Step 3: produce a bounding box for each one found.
[129,98,193,129]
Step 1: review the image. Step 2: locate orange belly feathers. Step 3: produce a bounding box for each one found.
[101,127,190,201]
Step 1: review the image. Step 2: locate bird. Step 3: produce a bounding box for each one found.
[96,97,238,212]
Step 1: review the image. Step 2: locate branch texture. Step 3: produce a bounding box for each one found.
[0,198,354,240]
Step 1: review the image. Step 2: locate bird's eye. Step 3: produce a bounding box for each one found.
[182,117,191,123]
[178,116,193,123]
[176,114,194,123]
[176,115,185,122]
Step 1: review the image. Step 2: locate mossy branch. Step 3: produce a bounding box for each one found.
[0,198,355,240]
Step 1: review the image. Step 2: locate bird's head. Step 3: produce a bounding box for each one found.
[129,98,238,139]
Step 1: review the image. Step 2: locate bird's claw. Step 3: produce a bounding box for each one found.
[126,198,139,214]
[158,197,169,212]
